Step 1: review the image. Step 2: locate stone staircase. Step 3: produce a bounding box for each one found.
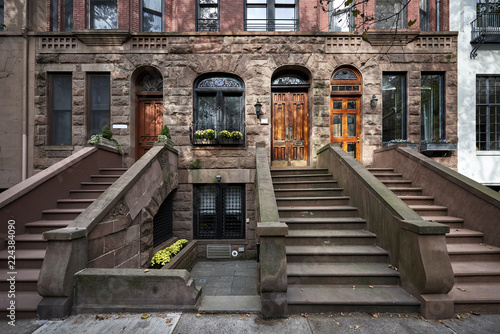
[369,167,500,313]
[0,167,127,318]
[271,167,419,314]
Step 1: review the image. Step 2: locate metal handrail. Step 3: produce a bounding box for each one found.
[245,19,299,32]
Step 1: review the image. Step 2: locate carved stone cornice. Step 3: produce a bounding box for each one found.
[363,29,420,46]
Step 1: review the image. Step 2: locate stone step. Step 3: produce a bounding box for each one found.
[270,168,329,176]
[69,189,105,199]
[90,175,122,183]
[57,198,95,209]
[446,228,484,244]
[447,243,500,262]
[283,217,366,230]
[287,262,400,285]
[380,180,413,188]
[0,249,46,269]
[287,285,419,314]
[409,205,448,216]
[272,180,339,190]
[371,173,404,181]
[42,208,84,220]
[80,182,114,190]
[0,268,40,291]
[99,168,128,175]
[421,215,465,228]
[274,188,344,197]
[286,229,376,246]
[0,291,42,319]
[452,261,500,283]
[388,187,424,196]
[8,233,46,250]
[450,283,500,313]
[24,220,72,234]
[286,245,388,263]
[271,174,334,183]
[398,195,435,205]
[366,168,395,175]
[276,196,350,207]
[278,206,358,218]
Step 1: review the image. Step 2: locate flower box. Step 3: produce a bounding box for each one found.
[420,143,457,152]
[386,142,418,151]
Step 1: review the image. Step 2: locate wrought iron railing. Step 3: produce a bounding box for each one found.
[470,12,500,58]
[197,19,220,32]
[190,122,245,146]
[245,19,299,32]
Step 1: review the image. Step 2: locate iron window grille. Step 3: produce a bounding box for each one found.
[153,192,174,247]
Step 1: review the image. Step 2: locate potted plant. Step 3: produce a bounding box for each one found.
[87,125,123,154]
[157,125,173,145]
[386,138,418,151]
[218,130,232,144]
[421,139,457,155]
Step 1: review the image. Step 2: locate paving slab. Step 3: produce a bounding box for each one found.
[198,296,261,313]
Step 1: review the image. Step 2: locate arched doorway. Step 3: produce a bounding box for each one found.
[271,71,310,167]
[330,67,363,162]
[135,68,163,159]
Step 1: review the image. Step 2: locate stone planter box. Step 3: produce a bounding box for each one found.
[420,142,457,157]
[385,143,419,151]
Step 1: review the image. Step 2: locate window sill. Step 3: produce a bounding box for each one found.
[44,145,74,151]
[476,150,500,156]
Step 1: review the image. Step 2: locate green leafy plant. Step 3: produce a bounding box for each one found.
[159,125,171,139]
[231,131,243,140]
[424,138,452,144]
[150,239,189,269]
[101,125,113,140]
[388,138,414,144]
[195,130,204,139]
[87,125,123,154]
[203,129,216,140]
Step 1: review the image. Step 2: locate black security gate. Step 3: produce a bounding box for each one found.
[153,192,174,247]
[193,184,245,239]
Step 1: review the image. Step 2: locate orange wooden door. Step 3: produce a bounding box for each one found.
[137,100,163,159]
[330,97,361,161]
[272,92,309,166]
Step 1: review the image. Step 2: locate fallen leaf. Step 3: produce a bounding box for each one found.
[166,318,172,323]
[369,285,374,289]
[196,313,202,317]
[457,287,467,292]
[355,325,360,330]
[141,314,149,319]
[341,312,345,317]
[144,269,150,273]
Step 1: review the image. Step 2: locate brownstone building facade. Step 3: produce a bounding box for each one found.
[1,0,456,254]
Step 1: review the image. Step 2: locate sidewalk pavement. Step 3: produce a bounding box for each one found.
[2,312,500,334]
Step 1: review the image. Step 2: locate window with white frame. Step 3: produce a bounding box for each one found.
[245,0,298,31]
[329,0,353,32]
[476,76,500,151]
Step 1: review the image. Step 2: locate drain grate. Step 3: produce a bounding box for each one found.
[206,244,231,259]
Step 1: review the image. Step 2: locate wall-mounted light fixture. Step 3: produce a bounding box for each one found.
[216,175,222,183]
[370,94,378,107]
[254,99,262,119]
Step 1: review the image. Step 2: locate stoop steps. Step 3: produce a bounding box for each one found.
[272,167,419,314]
[0,167,127,319]
[369,167,500,313]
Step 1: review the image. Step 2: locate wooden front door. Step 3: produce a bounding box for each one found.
[272,92,309,166]
[330,97,361,161]
[137,99,163,159]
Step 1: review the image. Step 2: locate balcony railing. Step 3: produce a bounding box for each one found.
[245,19,299,32]
[470,12,500,58]
[197,19,220,32]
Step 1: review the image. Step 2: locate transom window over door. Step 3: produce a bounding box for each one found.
[330,68,362,161]
[192,75,245,145]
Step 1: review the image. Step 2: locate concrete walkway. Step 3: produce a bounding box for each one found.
[2,312,500,334]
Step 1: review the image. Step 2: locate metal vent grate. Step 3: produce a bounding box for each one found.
[206,244,231,259]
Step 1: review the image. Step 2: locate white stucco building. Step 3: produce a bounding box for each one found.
[451,0,500,190]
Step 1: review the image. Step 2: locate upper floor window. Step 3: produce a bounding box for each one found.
[245,0,298,32]
[192,75,245,145]
[90,0,117,29]
[476,76,500,151]
[142,0,163,32]
[198,0,219,32]
[329,0,353,32]
[375,0,406,29]
[420,0,430,31]
[51,0,73,31]
[382,73,407,142]
[49,74,72,145]
[0,0,4,32]
[421,73,445,142]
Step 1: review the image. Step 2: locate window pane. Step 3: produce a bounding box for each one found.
[421,74,443,141]
[197,95,217,129]
[476,76,500,151]
[333,101,342,109]
[144,0,161,12]
[222,186,244,239]
[247,7,267,31]
[223,96,241,131]
[347,114,356,137]
[51,75,72,145]
[51,0,58,31]
[375,0,405,29]
[382,74,406,142]
[52,110,72,145]
[419,0,430,31]
[90,75,110,136]
[143,12,161,32]
[346,143,356,158]
[347,100,356,109]
[64,0,73,31]
[195,185,217,239]
[332,115,342,137]
[275,7,295,31]
[53,76,72,110]
[90,0,118,29]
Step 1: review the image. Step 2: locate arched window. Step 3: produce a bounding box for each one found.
[330,67,362,95]
[192,74,245,145]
